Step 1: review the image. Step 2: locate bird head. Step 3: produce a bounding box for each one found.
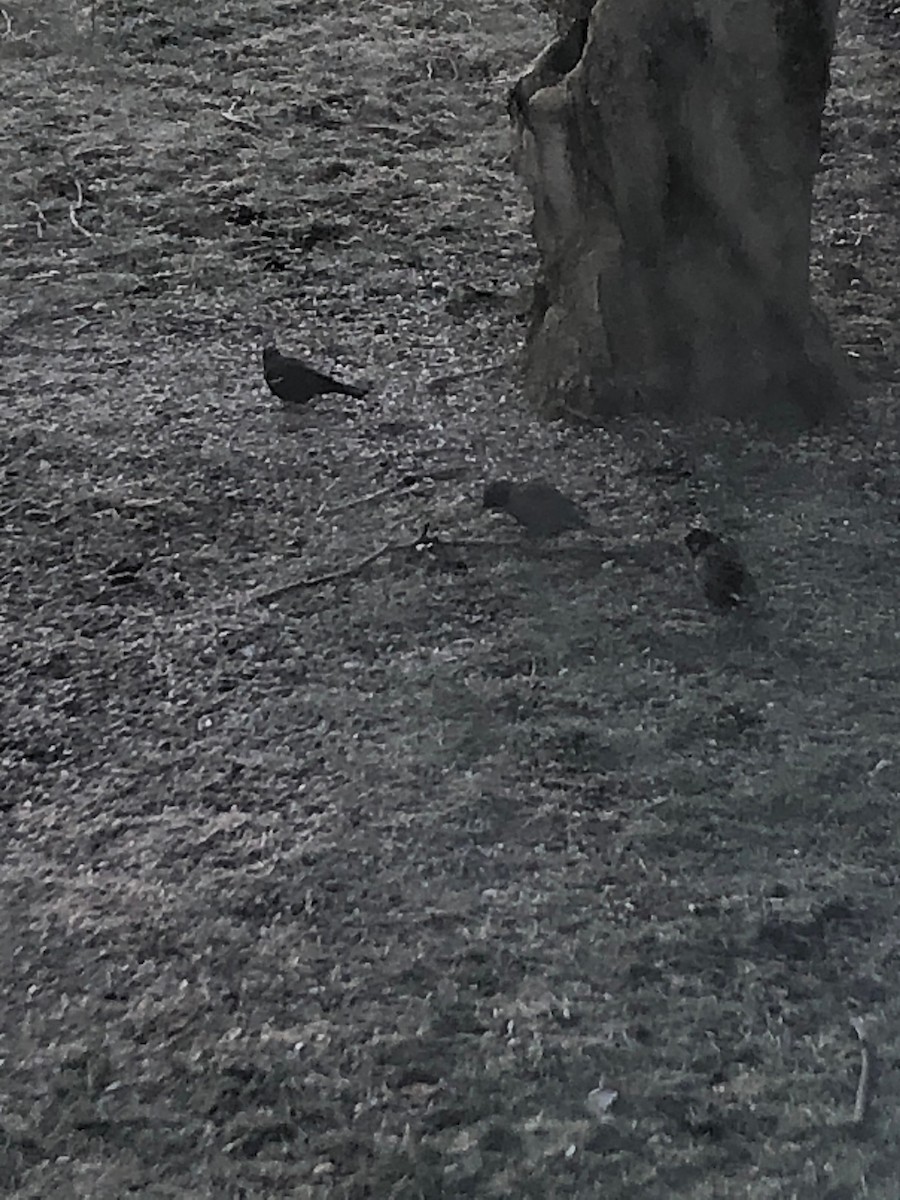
[482,479,513,511]
[684,528,720,557]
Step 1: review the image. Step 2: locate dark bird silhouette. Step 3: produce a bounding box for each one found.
[262,341,368,405]
[684,528,753,610]
[483,478,591,539]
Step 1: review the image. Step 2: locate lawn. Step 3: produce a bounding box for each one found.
[1,1,899,1196]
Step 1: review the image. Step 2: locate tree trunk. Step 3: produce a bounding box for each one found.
[510,0,852,429]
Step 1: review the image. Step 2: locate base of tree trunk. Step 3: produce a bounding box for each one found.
[511,0,854,429]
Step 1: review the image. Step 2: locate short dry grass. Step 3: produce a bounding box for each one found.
[1,1,899,1197]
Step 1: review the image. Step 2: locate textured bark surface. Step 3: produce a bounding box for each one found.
[511,0,851,428]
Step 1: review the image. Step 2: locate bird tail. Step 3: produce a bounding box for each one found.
[340,383,369,399]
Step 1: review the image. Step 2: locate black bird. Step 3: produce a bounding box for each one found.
[684,528,752,610]
[262,341,368,405]
[482,478,591,539]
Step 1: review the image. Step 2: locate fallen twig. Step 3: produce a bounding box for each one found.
[68,179,94,239]
[851,1017,875,1125]
[316,467,471,517]
[221,99,260,132]
[251,526,509,601]
[120,497,167,510]
[319,482,409,516]
[426,357,514,388]
[253,541,397,602]
[559,401,603,426]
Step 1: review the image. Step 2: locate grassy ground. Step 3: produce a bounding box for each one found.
[2,1,899,1196]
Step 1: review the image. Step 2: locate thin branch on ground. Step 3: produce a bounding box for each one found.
[426,357,514,387]
[68,179,94,239]
[221,99,260,132]
[318,483,410,516]
[252,523,508,601]
[560,401,604,426]
[316,466,472,516]
[851,1017,875,1125]
[253,541,398,601]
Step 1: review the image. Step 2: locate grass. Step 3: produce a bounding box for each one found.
[1,0,899,1196]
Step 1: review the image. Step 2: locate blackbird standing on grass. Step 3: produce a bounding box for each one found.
[684,528,753,611]
[482,478,591,539]
[262,340,368,405]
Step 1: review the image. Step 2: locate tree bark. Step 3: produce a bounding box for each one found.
[510,0,852,429]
